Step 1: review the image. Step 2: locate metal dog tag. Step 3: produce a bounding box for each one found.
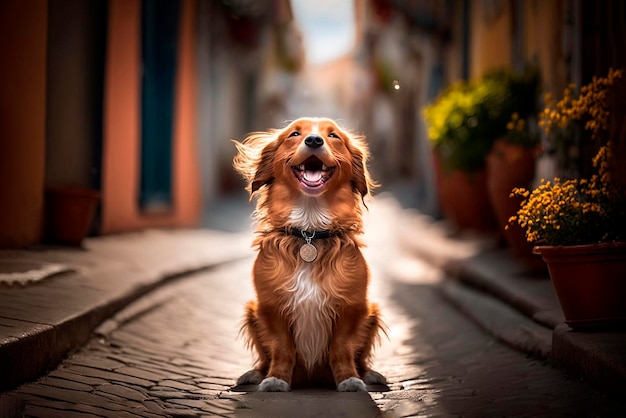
[299,243,318,262]
[299,230,318,262]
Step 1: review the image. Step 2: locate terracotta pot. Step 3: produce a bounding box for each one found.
[487,139,545,272]
[46,187,100,246]
[433,151,497,232]
[534,242,626,329]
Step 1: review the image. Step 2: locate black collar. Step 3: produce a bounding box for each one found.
[287,227,338,240]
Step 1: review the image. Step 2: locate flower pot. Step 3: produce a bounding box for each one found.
[46,187,100,246]
[487,139,545,272]
[433,152,497,232]
[534,242,626,329]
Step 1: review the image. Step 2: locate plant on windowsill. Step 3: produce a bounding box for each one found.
[509,68,626,329]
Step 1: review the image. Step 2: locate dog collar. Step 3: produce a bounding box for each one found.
[287,227,336,240]
[286,227,339,263]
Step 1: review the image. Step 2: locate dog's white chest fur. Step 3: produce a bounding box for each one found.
[286,265,334,371]
[289,197,331,230]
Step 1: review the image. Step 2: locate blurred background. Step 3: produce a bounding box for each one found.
[1,0,625,248]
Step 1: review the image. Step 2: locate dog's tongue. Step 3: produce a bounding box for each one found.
[303,170,323,182]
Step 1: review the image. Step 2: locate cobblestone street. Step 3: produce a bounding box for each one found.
[3,0,626,416]
[2,199,625,417]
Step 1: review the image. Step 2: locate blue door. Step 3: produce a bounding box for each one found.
[139,0,180,212]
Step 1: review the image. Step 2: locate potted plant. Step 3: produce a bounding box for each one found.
[46,187,100,246]
[487,113,544,271]
[423,68,537,232]
[484,67,543,268]
[510,68,626,329]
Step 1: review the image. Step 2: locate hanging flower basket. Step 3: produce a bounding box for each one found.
[534,242,626,329]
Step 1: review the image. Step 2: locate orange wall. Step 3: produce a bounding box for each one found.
[523,1,567,96]
[469,0,512,79]
[469,1,567,97]
[172,0,201,227]
[0,0,48,248]
[101,0,200,234]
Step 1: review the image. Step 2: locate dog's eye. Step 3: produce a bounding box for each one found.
[288,131,300,138]
[328,132,340,139]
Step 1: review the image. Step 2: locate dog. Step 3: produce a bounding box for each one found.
[232,117,386,392]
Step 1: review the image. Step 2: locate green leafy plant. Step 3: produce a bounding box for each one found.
[423,67,539,173]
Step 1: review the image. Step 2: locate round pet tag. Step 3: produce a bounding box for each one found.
[299,243,318,262]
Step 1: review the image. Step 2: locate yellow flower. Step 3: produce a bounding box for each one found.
[509,144,622,246]
[539,68,623,141]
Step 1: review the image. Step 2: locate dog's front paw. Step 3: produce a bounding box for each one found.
[337,377,367,392]
[363,370,387,385]
[237,369,264,385]
[258,377,290,392]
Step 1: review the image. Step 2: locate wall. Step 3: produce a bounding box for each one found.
[523,0,567,95]
[0,0,48,248]
[196,0,219,207]
[444,1,466,85]
[469,0,512,79]
[45,0,106,190]
[101,0,200,234]
[172,0,201,228]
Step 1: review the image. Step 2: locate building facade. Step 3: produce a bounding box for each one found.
[0,0,296,248]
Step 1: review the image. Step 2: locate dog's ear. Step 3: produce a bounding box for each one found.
[232,131,279,196]
[348,134,377,199]
[250,140,278,193]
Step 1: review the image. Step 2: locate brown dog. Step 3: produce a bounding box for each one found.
[233,117,386,392]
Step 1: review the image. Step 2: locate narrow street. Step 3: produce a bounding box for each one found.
[2,1,626,417]
[4,197,626,417]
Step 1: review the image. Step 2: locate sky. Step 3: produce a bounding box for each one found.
[290,0,356,65]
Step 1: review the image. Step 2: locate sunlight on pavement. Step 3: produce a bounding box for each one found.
[363,193,443,286]
[361,193,448,414]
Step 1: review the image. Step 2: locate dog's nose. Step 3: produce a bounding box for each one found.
[304,135,324,149]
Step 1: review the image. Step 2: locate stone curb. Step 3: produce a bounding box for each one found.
[552,324,626,394]
[396,206,626,392]
[0,229,252,392]
[440,280,553,359]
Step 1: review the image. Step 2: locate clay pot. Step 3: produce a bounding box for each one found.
[486,139,545,272]
[46,187,100,246]
[534,242,626,329]
[433,151,497,232]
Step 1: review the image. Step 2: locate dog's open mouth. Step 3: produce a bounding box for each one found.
[292,156,336,194]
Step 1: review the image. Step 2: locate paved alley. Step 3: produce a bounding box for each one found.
[3,196,626,417]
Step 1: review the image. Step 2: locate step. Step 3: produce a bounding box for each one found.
[440,279,553,359]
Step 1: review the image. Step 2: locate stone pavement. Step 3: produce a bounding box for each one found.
[392,197,626,394]
[4,234,626,416]
[0,228,254,393]
[0,193,625,416]
[2,257,393,417]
